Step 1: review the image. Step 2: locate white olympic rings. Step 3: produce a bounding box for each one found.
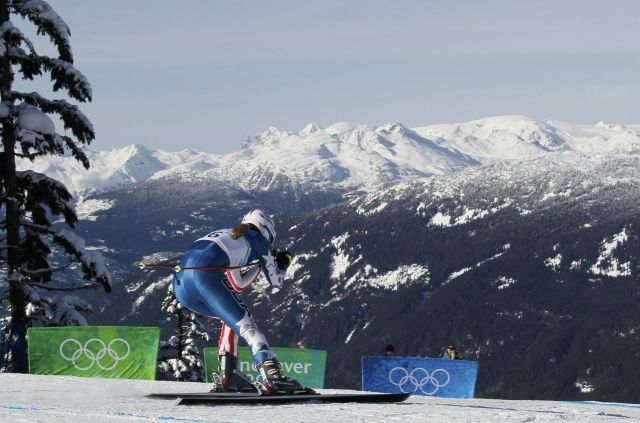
[59,338,131,371]
[388,366,451,395]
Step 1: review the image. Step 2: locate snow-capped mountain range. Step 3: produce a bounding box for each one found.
[20,115,640,197]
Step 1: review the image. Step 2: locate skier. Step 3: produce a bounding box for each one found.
[172,209,305,394]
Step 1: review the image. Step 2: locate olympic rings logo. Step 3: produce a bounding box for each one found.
[59,338,131,371]
[388,367,451,395]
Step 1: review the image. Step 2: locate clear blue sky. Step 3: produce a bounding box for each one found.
[21,0,640,153]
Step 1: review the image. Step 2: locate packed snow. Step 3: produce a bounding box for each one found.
[17,104,56,135]
[0,374,638,422]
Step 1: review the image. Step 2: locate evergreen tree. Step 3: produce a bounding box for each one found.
[158,283,211,382]
[0,315,8,369]
[0,0,111,372]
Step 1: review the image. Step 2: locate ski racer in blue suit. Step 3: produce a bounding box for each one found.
[173,209,304,394]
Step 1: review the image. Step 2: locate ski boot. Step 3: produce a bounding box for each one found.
[255,358,316,395]
[210,354,257,393]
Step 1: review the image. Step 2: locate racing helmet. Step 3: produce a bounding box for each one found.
[241,209,276,246]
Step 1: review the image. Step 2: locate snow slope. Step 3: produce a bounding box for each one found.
[1,374,638,422]
[17,116,640,197]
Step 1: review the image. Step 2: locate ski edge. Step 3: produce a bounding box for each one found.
[147,391,261,399]
[173,392,411,405]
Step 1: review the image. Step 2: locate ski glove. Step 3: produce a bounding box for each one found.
[275,250,294,271]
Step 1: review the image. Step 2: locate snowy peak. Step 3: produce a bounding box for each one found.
[224,121,475,190]
[413,115,568,160]
[99,144,165,182]
[470,115,567,150]
[300,122,322,135]
[17,143,171,196]
[414,115,640,160]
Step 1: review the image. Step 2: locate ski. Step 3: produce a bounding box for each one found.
[148,391,259,399]
[148,391,411,405]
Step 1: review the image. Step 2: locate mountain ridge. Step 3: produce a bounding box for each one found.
[18,116,640,199]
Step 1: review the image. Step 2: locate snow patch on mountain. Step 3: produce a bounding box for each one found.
[331,233,350,249]
[444,245,511,285]
[590,228,631,277]
[356,201,388,216]
[130,275,172,315]
[329,233,359,280]
[430,212,453,227]
[494,276,517,290]
[430,207,493,227]
[344,326,358,344]
[575,378,596,394]
[570,259,585,270]
[75,199,116,221]
[330,250,356,280]
[545,254,563,272]
[366,264,430,291]
[287,252,317,278]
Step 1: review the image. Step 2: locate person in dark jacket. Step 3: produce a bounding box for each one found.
[443,344,462,360]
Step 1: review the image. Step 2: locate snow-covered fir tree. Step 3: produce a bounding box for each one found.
[0,315,8,370]
[0,0,111,373]
[158,283,211,382]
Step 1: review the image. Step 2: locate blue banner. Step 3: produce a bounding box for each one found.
[362,356,479,398]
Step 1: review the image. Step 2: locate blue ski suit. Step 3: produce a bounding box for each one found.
[173,227,286,364]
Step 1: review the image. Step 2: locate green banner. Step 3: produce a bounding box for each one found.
[28,326,160,380]
[203,347,327,388]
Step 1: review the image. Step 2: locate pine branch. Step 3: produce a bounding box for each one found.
[15,151,47,160]
[53,230,112,293]
[60,135,89,168]
[0,19,37,55]
[17,129,65,158]
[17,170,77,227]
[18,219,55,233]
[12,91,94,143]
[8,52,91,102]
[12,0,73,62]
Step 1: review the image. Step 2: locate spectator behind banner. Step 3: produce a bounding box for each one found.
[384,344,397,356]
[443,344,462,360]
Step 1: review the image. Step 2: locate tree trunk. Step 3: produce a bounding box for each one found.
[0,0,27,373]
